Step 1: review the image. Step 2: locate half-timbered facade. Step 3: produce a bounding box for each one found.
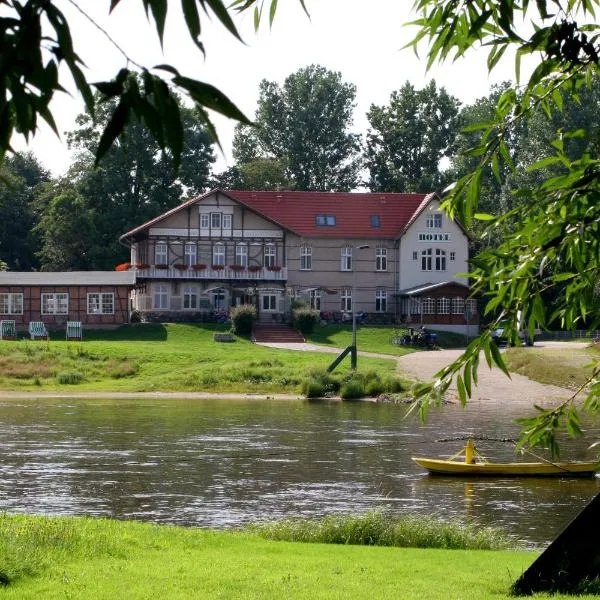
[120,189,476,333]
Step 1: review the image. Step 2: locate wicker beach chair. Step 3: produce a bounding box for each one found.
[0,320,17,340]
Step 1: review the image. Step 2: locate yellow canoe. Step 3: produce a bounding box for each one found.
[412,456,599,477]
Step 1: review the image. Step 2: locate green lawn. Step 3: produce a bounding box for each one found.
[0,515,581,600]
[0,323,399,393]
[305,324,466,355]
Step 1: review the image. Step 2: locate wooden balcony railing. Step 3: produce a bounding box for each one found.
[134,266,288,281]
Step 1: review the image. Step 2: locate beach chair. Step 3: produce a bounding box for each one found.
[28,321,49,340]
[66,321,82,341]
[0,320,17,340]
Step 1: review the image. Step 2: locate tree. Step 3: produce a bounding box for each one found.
[0,152,48,270]
[410,0,600,454]
[366,81,461,193]
[0,0,300,170]
[212,157,293,190]
[36,91,216,270]
[232,65,363,191]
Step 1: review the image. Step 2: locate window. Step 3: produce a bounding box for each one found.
[466,298,478,316]
[452,297,465,315]
[375,288,387,312]
[423,297,436,314]
[435,249,447,271]
[184,243,197,267]
[370,215,381,228]
[87,293,114,315]
[315,214,336,226]
[409,297,422,315]
[376,247,387,271]
[183,286,198,310]
[212,290,226,310]
[412,251,418,260]
[421,248,432,271]
[438,297,450,314]
[0,293,23,315]
[211,213,222,229]
[426,212,443,228]
[263,245,276,268]
[341,288,352,312]
[235,244,248,267]
[300,246,312,270]
[309,289,321,310]
[450,251,456,261]
[341,246,352,271]
[153,285,168,310]
[155,242,167,265]
[262,294,277,311]
[42,293,68,315]
[200,213,209,228]
[222,214,232,229]
[212,244,225,266]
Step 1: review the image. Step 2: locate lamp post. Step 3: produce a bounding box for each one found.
[351,244,369,370]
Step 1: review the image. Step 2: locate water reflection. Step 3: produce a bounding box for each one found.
[0,397,597,547]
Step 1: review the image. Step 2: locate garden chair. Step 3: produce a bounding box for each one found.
[28,321,49,340]
[0,320,17,340]
[66,321,83,341]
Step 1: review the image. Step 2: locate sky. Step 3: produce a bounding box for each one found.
[17,1,520,176]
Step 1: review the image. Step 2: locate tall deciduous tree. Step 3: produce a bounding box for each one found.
[232,65,362,191]
[366,81,461,193]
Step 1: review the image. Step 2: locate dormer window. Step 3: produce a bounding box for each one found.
[316,214,336,226]
[370,215,381,228]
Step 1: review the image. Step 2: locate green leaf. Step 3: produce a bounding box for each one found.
[95,98,131,166]
[269,0,278,27]
[181,0,203,53]
[146,0,168,46]
[202,0,244,43]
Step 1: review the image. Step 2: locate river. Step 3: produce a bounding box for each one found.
[0,396,597,548]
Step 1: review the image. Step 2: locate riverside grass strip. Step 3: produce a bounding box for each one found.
[0,515,573,600]
[0,323,400,393]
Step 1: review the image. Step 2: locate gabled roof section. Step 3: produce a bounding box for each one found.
[396,281,470,296]
[119,188,434,241]
[400,192,469,238]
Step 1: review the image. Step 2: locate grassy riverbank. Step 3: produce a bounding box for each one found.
[0,514,569,600]
[0,323,403,394]
[504,345,599,389]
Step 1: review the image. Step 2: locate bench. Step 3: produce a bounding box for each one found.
[66,321,83,341]
[0,320,17,340]
[28,321,49,340]
[213,332,235,343]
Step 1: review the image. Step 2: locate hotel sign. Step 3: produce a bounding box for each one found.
[418,232,451,242]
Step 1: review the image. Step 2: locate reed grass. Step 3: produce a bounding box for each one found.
[247,512,514,550]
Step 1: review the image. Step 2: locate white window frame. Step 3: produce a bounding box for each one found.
[261,294,278,312]
[211,212,222,229]
[309,289,321,310]
[409,297,422,315]
[435,249,447,271]
[450,251,456,261]
[212,244,225,266]
[423,297,436,315]
[222,214,232,229]
[0,293,23,315]
[375,288,387,312]
[41,293,68,315]
[466,298,478,316]
[426,212,443,228]
[212,290,226,310]
[235,244,248,267]
[376,247,387,272]
[341,246,353,271]
[421,248,432,271]
[263,245,276,268]
[412,251,418,261]
[153,284,169,310]
[155,242,167,265]
[452,297,465,315]
[438,297,450,315]
[87,293,114,315]
[341,287,352,312]
[184,243,197,267]
[183,285,198,310]
[200,213,210,228]
[300,246,312,270]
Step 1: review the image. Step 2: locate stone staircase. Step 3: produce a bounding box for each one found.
[252,323,305,343]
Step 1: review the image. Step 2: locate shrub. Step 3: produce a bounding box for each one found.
[230,304,257,336]
[56,371,84,385]
[290,298,307,310]
[301,379,325,398]
[292,308,320,334]
[382,376,406,393]
[365,378,385,397]
[340,379,365,399]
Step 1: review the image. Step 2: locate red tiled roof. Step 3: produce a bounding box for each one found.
[120,189,438,241]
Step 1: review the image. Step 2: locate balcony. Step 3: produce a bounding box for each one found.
[135,265,288,281]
